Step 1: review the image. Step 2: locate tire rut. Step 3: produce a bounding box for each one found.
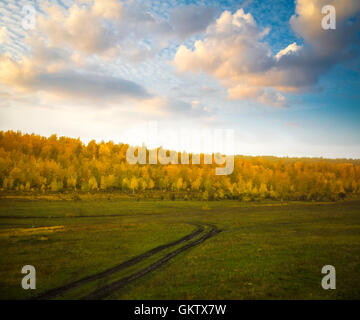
[81,224,221,300]
[32,224,205,300]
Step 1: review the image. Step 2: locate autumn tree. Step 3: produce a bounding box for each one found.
[0,130,359,201]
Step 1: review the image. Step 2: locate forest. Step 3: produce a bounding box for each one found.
[0,130,359,201]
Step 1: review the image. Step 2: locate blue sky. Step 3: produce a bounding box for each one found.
[0,0,359,158]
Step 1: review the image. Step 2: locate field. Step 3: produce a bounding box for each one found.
[0,199,359,300]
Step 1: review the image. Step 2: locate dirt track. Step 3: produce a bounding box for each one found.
[82,224,220,300]
[33,223,220,300]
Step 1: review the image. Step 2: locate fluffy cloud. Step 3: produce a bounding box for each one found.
[0,55,150,106]
[174,9,286,107]
[30,71,151,102]
[34,0,218,62]
[169,5,219,39]
[275,42,302,60]
[1,0,212,110]
[174,9,272,76]
[174,1,360,107]
[37,0,122,57]
[2,0,358,112]
[228,85,288,108]
[91,0,123,19]
[290,0,360,54]
[0,0,222,112]
[0,44,152,104]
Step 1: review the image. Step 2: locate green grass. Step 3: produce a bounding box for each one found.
[0,199,359,299]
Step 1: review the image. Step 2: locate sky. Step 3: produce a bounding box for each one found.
[0,0,359,158]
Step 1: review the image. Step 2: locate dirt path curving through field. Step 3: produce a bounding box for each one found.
[81,224,220,300]
[33,223,216,300]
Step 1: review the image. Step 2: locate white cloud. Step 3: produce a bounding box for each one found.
[290,0,360,54]
[174,9,284,106]
[174,1,360,107]
[0,0,223,116]
[91,0,123,19]
[37,1,121,57]
[32,0,218,62]
[275,42,302,60]
[0,50,151,104]
[1,0,359,115]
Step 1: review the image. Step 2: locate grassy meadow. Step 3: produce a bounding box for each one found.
[0,198,359,300]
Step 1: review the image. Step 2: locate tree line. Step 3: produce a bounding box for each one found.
[0,131,359,201]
